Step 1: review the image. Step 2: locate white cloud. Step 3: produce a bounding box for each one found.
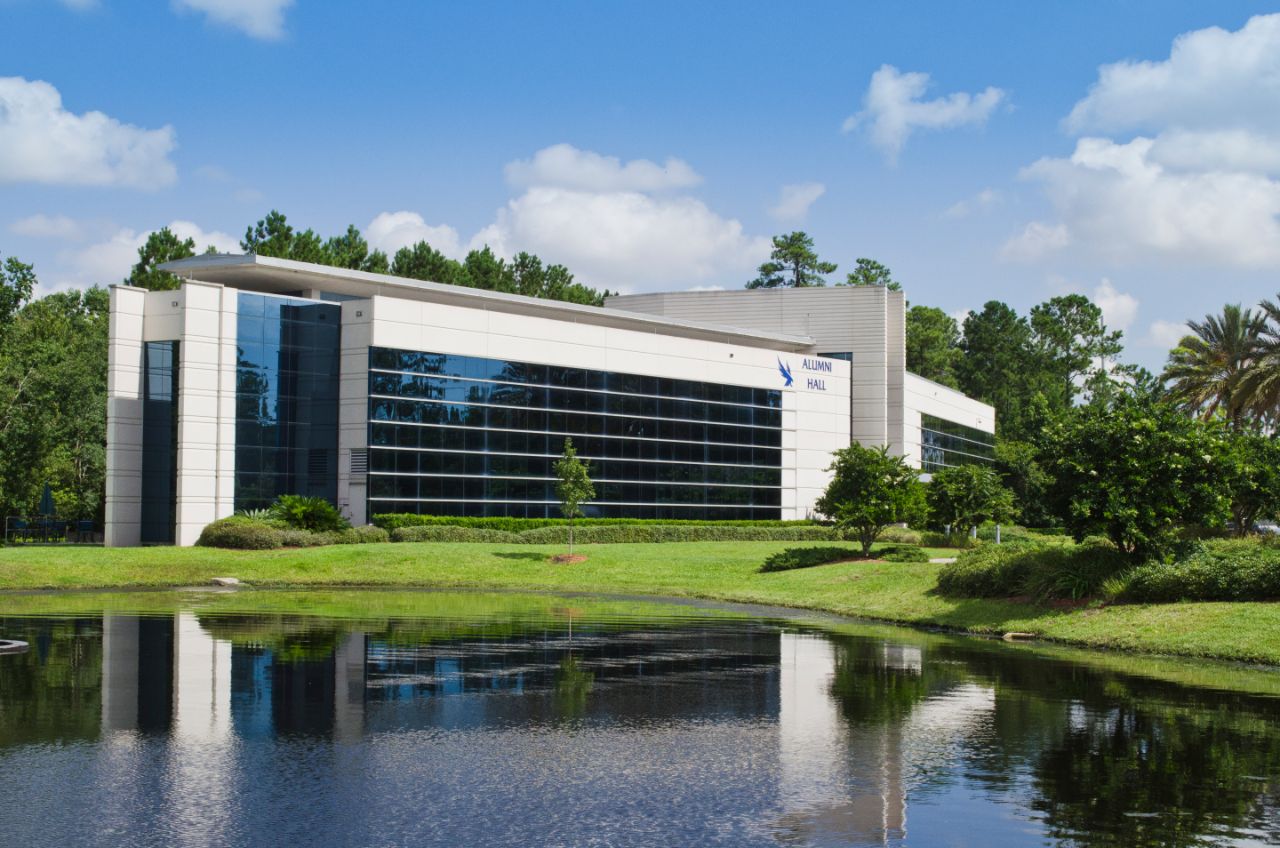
[1000,221,1070,261]
[0,77,176,189]
[843,65,1005,162]
[1145,319,1189,350]
[172,0,294,40]
[504,143,702,192]
[366,211,463,259]
[1020,136,1280,267]
[1091,278,1139,333]
[1065,14,1280,136]
[55,221,238,291]
[769,182,826,222]
[1012,15,1280,269]
[476,187,769,291]
[944,187,1000,218]
[11,214,83,240]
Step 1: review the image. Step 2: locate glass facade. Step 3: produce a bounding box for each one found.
[920,413,996,472]
[367,347,784,519]
[234,294,341,510]
[140,341,178,544]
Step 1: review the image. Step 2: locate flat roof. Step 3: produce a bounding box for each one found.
[157,254,817,352]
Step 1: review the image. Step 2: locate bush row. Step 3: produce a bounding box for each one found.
[1119,539,1280,602]
[760,543,931,573]
[936,538,1128,600]
[390,524,837,544]
[371,513,819,532]
[197,517,389,550]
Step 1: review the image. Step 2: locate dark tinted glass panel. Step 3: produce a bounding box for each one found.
[368,347,783,519]
[920,413,996,472]
[140,341,178,544]
[235,294,341,510]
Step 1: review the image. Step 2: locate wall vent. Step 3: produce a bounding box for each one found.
[349,448,368,475]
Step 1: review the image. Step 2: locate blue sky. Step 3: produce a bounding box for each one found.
[4,1,1280,370]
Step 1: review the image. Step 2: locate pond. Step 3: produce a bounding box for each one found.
[0,589,1278,847]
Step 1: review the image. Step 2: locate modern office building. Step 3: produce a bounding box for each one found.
[104,255,993,546]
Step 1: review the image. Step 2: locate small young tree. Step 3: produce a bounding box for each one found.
[814,444,927,557]
[926,465,1016,539]
[554,437,595,556]
[1219,431,1280,537]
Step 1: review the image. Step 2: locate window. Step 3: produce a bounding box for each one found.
[367,347,784,519]
[920,413,995,471]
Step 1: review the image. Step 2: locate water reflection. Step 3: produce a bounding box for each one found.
[0,596,1277,847]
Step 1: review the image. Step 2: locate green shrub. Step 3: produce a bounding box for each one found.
[936,538,1128,600]
[920,530,980,549]
[514,525,834,544]
[761,546,858,573]
[372,513,819,532]
[878,545,931,563]
[879,526,923,545]
[278,528,341,547]
[270,495,351,533]
[390,526,521,543]
[1120,539,1280,602]
[338,525,390,544]
[196,517,283,550]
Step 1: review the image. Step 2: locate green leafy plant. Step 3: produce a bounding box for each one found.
[814,444,928,556]
[927,465,1017,540]
[553,438,595,556]
[760,546,857,573]
[196,517,283,550]
[269,494,350,533]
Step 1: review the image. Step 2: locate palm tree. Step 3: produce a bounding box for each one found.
[1161,304,1264,428]
[1238,294,1280,424]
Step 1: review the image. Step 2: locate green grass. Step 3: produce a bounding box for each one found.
[2,540,1279,664]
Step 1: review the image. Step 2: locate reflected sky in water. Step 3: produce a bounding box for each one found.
[0,592,1278,847]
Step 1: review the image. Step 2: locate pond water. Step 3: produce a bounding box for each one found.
[0,590,1278,847]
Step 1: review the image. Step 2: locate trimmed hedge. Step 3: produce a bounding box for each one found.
[197,517,283,550]
[878,526,923,545]
[879,545,931,563]
[391,526,522,543]
[936,538,1128,600]
[1120,539,1280,602]
[513,525,834,544]
[372,513,820,532]
[339,525,391,544]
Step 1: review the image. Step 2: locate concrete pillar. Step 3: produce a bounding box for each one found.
[105,286,147,547]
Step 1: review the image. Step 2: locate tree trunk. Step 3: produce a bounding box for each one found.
[569,518,574,556]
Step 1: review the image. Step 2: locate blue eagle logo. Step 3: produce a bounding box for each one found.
[777,357,794,387]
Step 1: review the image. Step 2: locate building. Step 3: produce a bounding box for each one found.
[104,255,993,546]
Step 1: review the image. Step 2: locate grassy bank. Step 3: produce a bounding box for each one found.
[2,540,1279,664]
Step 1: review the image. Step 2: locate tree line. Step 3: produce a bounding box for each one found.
[129,210,615,305]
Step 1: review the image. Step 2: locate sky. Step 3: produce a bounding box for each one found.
[3,0,1280,371]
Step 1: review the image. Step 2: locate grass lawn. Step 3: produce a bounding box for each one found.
[2,540,1279,665]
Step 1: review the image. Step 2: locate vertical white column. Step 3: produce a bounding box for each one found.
[105,286,147,547]
[337,300,372,525]
[885,290,907,457]
[215,288,238,520]
[174,281,233,546]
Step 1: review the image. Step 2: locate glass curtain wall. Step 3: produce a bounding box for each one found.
[920,413,996,472]
[140,341,179,544]
[367,347,784,519]
[234,294,341,511]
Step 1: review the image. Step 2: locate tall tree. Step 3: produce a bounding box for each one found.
[905,305,961,387]
[390,241,468,286]
[0,253,36,329]
[1237,293,1280,424]
[956,301,1042,439]
[926,465,1017,538]
[241,210,327,263]
[1162,304,1264,428]
[746,232,836,289]
[1030,294,1125,406]
[124,228,197,291]
[842,257,901,291]
[463,247,513,293]
[323,224,388,273]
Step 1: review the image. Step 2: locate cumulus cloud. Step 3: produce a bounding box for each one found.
[1000,221,1070,261]
[366,211,463,259]
[769,182,826,222]
[504,143,702,192]
[55,220,238,291]
[1145,319,1189,350]
[1013,15,1280,268]
[0,77,176,189]
[843,65,1005,162]
[944,188,1001,219]
[11,214,83,240]
[372,145,769,292]
[1091,278,1139,333]
[172,0,294,40]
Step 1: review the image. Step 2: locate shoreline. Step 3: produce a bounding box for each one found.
[1,540,1278,666]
